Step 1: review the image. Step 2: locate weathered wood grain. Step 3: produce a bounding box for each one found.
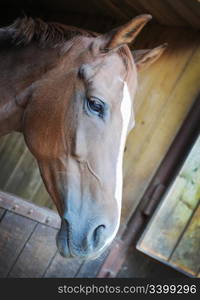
[31,182,55,210]
[44,252,83,278]
[57,0,200,28]
[0,133,52,209]
[0,133,26,187]
[166,0,200,29]
[170,203,200,276]
[9,224,57,278]
[117,245,187,278]
[0,134,10,155]
[134,0,187,26]
[76,248,109,278]
[137,135,200,275]
[3,147,39,198]
[0,190,60,229]
[0,211,36,277]
[122,29,200,223]
[138,200,192,260]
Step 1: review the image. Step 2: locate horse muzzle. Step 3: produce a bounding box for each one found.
[56,215,115,259]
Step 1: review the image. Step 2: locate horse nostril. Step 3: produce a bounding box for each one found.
[92,224,106,248]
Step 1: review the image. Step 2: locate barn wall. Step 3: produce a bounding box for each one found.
[122,25,200,224]
[0,0,200,29]
[0,23,199,227]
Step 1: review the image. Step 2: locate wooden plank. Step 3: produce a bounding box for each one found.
[9,223,57,278]
[0,134,10,155]
[138,200,192,260]
[31,182,55,210]
[44,252,82,278]
[170,203,200,276]
[133,0,187,26]
[131,30,197,141]
[131,40,200,201]
[0,133,51,209]
[76,249,109,278]
[109,0,137,20]
[45,247,109,278]
[166,0,200,29]
[137,135,200,268]
[62,0,200,29]
[0,133,53,209]
[2,145,38,198]
[0,191,60,229]
[117,245,187,278]
[129,24,169,114]
[0,211,36,277]
[3,149,43,202]
[2,0,198,29]
[0,133,26,187]
[0,207,5,220]
[122,29,200,224]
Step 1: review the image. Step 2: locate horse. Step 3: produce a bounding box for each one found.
[0,14,166,259]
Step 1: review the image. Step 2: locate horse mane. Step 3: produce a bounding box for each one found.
[3,17,131,71]
[4,17,97,48]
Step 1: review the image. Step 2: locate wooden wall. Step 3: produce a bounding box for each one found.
[0,0,200,29]
[137,135,200,277]
[59,0,200,29]
[0,134,53,209]
[122,25,200,224]
[0,24,200,229]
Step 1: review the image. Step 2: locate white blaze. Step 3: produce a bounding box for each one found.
[115,82,133,207]
[103,82,133,248]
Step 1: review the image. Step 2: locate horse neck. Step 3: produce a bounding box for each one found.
[0,42,59,137]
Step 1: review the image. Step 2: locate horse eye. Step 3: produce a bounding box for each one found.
[87,97,105,118]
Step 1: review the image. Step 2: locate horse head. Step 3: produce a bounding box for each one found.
[19,15,166,259]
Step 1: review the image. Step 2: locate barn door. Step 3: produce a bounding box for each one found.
[137,131,200,277]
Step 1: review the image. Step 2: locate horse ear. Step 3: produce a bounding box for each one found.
[132,44,167,71]
[97,14,152,52]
